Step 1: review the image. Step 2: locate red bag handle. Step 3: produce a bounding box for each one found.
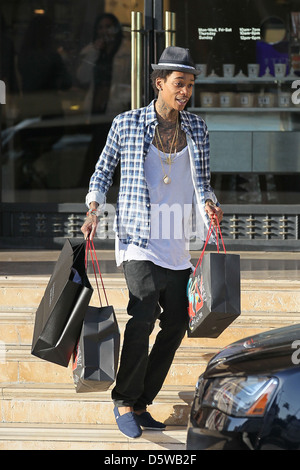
[85,237,109,307]
[193,215,226,276]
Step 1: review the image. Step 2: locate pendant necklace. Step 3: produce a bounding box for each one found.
[155,117,179,185]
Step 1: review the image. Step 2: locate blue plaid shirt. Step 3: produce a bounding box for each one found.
[87,100,218,247]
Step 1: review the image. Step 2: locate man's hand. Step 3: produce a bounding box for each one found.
[81,205,100,240]
[205,200,223,225]
[81,214,99,240]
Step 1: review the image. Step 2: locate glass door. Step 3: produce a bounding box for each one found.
[1,0,138,206]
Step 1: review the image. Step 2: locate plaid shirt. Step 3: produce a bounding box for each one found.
[87,100,218,247]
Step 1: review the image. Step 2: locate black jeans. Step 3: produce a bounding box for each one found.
[111,260,191,410]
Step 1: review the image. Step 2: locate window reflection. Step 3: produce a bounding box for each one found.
[1,2,131,203]
[172,0,300,205]
[76,13,126,186]
[2,0,300,207]
[18,14,72,118]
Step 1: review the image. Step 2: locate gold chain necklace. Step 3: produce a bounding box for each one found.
[154,117,179,184]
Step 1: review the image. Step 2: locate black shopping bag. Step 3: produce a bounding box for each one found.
[31,239,93,367]
[187,217,240,338]
[72,239,120,392]
[72,305,120,392]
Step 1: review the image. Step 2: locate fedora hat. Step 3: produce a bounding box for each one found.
[151,46,200,75]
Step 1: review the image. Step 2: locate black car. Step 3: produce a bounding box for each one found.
[186,324,300,450]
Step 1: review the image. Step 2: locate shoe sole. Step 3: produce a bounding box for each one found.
[141,426,166,431]
[117,428,142,439]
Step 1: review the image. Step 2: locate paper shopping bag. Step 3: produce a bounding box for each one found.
[72,305,120,392]
[31,239,93,367]
[72,238,120,392]
[187,217,241,338]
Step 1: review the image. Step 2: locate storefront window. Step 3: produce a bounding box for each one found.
[1,0,300,207]
[0,0,134,204]
[171,0,300,204]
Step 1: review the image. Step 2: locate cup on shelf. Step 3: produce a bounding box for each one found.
[223,64,235,78]
[238,93,255,107]
[258,93,275,107]
[200,92,218,107]
[247,63,260,78]
[220,92,235,107]
[196,64,207,78]
[274,63,287,79]
[278,92,291,107]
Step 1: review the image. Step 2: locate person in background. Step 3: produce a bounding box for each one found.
[17,14,72,188]
[18,14,72,118]
[77,13,129,186]
[77,13,123,116]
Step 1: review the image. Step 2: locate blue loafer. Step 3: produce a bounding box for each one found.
[135,411,166,430]
[113,407,142,439]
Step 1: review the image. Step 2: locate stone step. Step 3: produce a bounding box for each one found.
[1,266,299,448]
[1,251,299,449]
[1,306,299,388]
[1,306,299,348]
[0,341,214,386]
[0,276,128,311]
[0,422,187,450]
[0,383,193,427]
[1,276,300,314]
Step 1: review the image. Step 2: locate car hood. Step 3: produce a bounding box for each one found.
[204,323,300,378]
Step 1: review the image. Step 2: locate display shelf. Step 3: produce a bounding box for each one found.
[194,76,299,85]
[188,107,300,112]
[191,74,300,109]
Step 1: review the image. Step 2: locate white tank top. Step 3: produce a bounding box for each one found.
[116,143,194,270]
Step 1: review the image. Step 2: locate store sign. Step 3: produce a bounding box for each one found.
[198,27,261,41]
[0,80,6,104]
[198,28,232,40]
[239,27,261,40]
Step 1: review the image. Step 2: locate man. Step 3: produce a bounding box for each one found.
[81,46,223,439]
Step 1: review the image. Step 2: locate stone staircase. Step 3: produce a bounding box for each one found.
[0,251,300,450]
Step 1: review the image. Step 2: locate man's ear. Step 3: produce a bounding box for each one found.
[156,77,164,92]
